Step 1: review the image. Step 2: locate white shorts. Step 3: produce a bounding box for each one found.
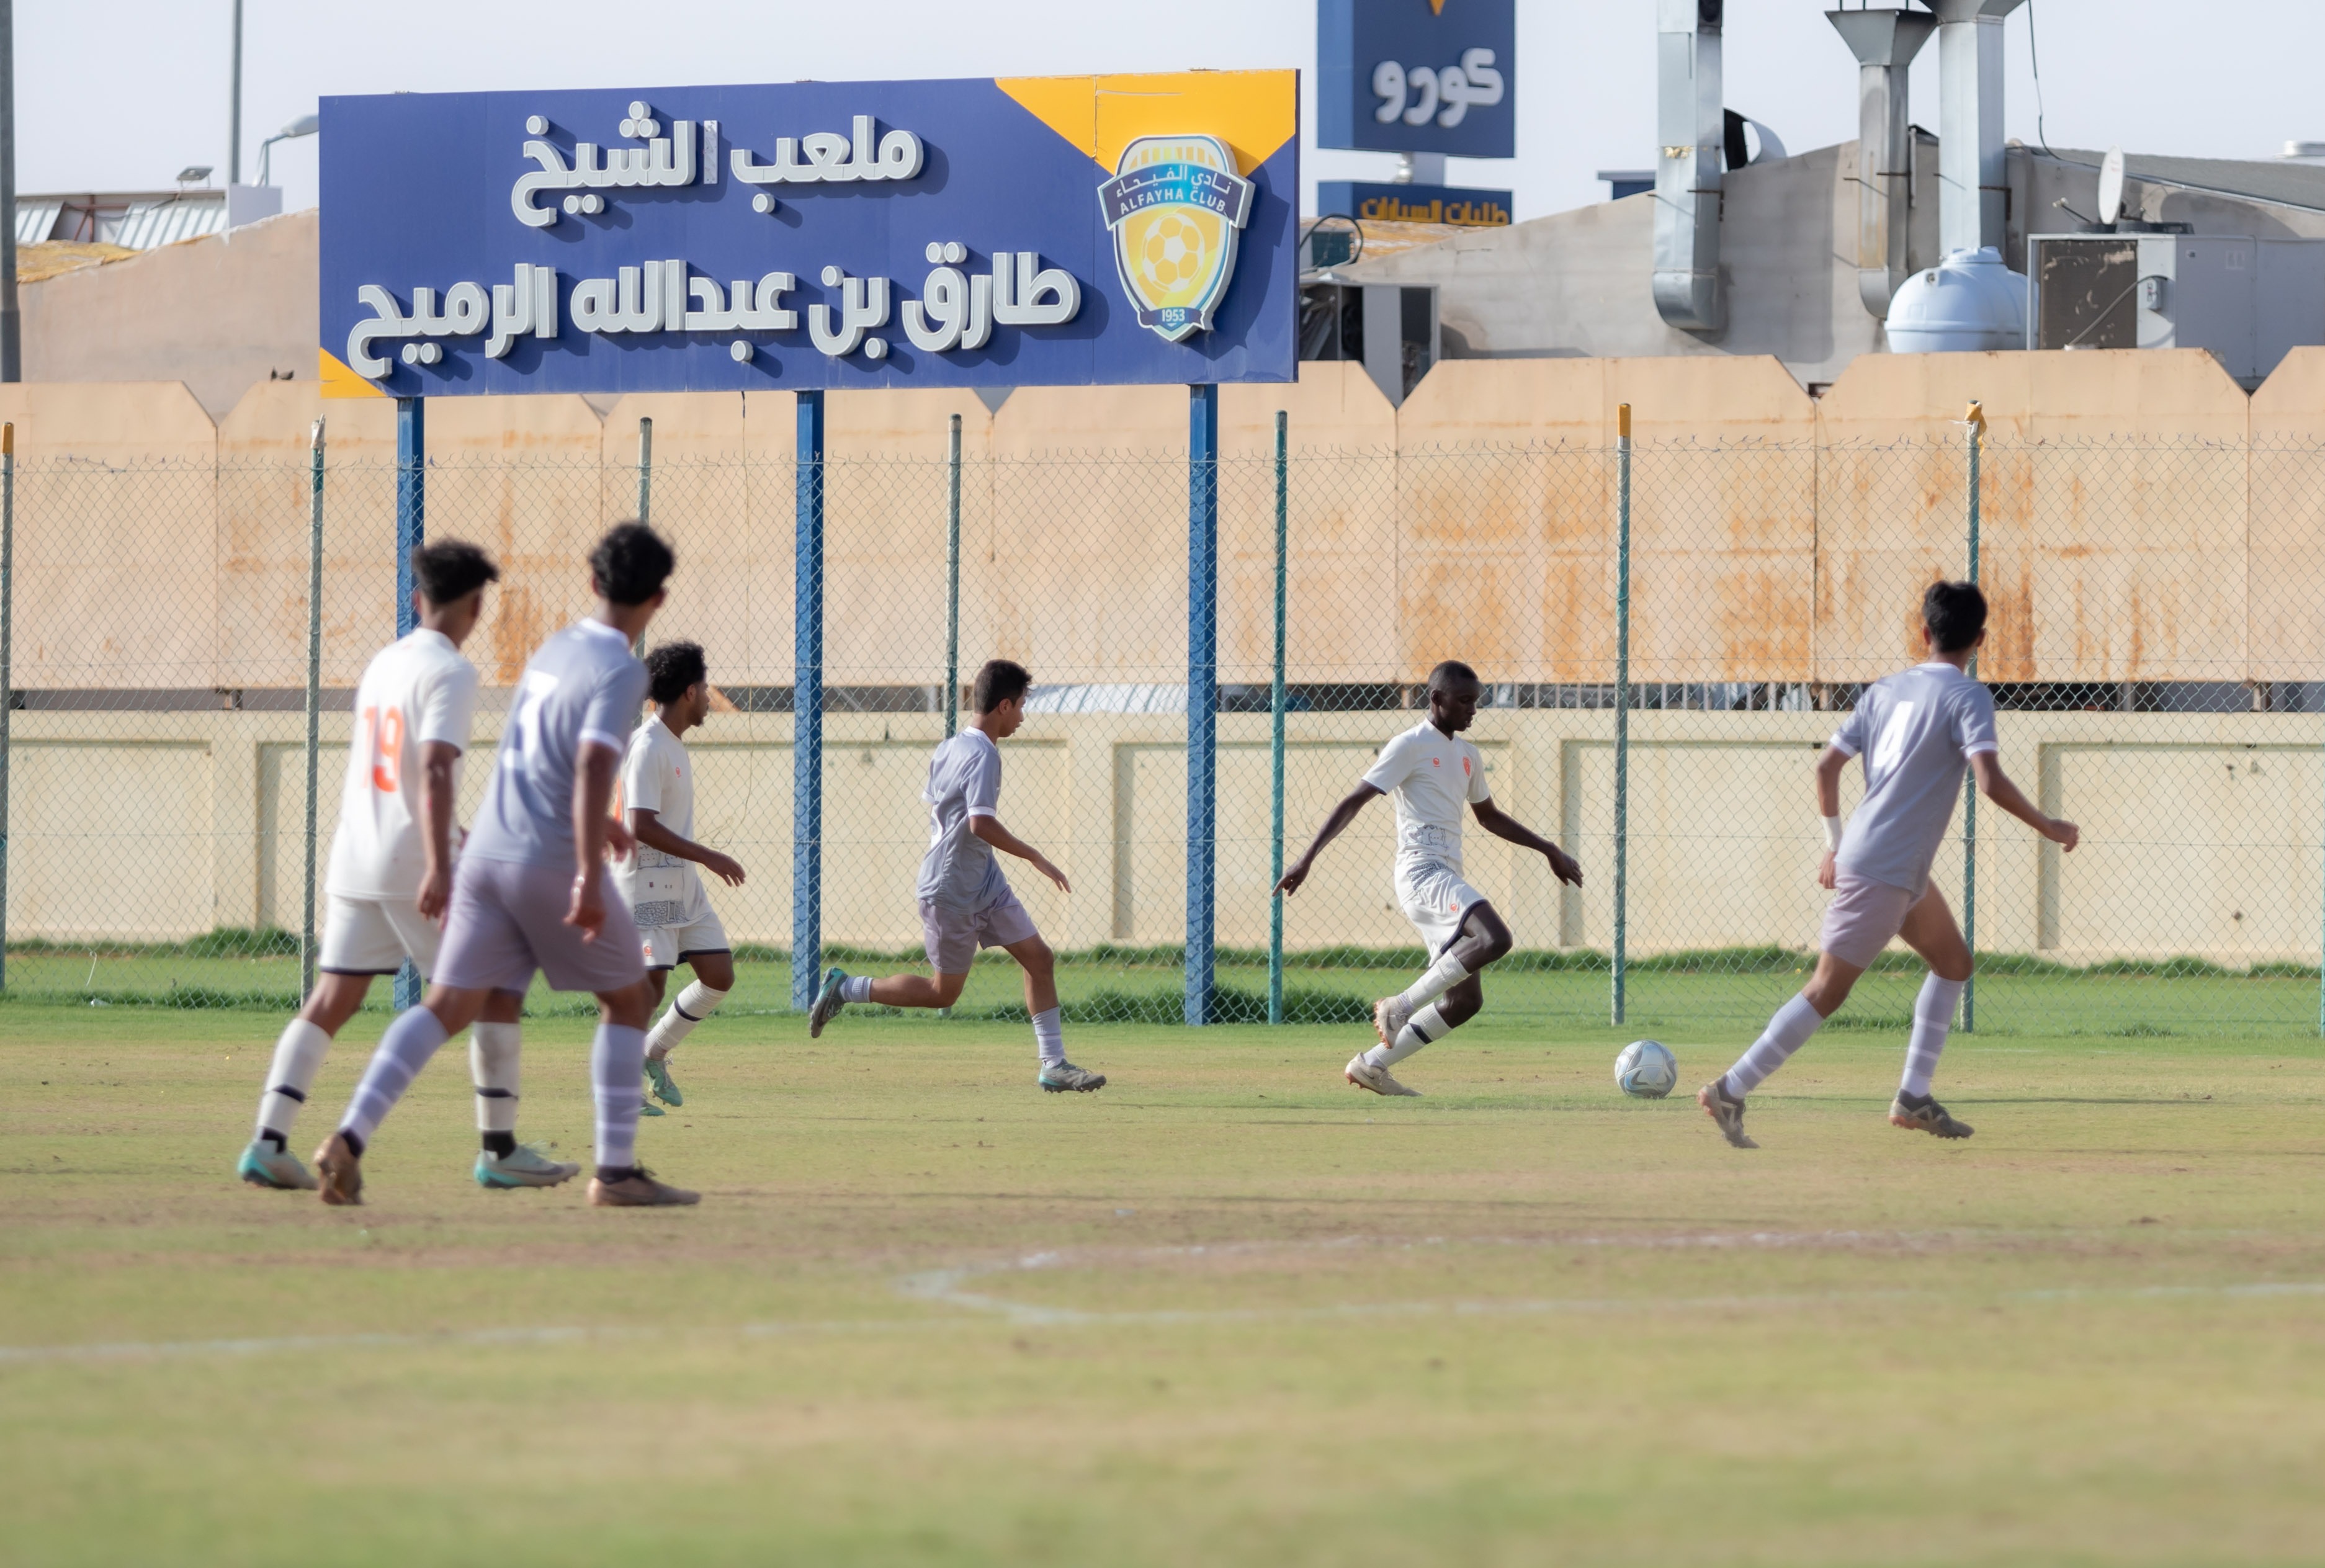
[1395,859,1486,956]
[638,908,730,970]
[1819,872,1929,969]
[317,892,439,977]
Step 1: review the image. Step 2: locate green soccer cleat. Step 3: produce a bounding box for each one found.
[643,1054,684,1108]
[1038,1061,1107,1093]
[809,965,849,1038]
[238,1140,318,1191]
[475,1144,584,1189]
[637,1097,666,1117]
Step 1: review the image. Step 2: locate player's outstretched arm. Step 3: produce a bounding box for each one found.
[1274,784,1382,895]
[1470,799,1584,887]
[627,808,746,887]
[968,813,1070,893]
[416,740,462,920]
[1970,752,2079,851]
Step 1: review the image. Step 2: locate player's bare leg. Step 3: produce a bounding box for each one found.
[1889,890,1976,1139]
[1002,932,1101,1092]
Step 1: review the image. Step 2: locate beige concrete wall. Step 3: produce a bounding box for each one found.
[14,704,2314,967]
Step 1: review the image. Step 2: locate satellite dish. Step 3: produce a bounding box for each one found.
[2097,146,2126,228]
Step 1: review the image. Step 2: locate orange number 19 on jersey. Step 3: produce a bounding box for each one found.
[362,706,405,792]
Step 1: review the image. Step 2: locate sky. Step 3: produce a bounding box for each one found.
[17,1,2325,223]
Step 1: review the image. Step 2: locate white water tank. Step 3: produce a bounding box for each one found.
[1884,246,2028,352]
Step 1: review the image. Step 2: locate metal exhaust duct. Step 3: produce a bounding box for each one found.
[1827,7,1936,317]
[1653,0,1725,334]
[1928,0,2025,255]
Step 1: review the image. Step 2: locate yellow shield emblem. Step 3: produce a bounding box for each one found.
[1099,135,1255,344]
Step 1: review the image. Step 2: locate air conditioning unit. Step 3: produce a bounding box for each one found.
[2028,233,2325,387]
[1297,283,1439,406]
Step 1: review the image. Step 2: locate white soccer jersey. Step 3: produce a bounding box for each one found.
[614,714,704,920]
[325,628,480,899]
[1362,721,1491,868]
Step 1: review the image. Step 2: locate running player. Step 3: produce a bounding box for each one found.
[237,542,570,1193]
[1698,581,2079,1149]
[1276,660,1584,1096]
[617,641,746,1113]
[807,658,1104,1093]
[316,522,697,1207]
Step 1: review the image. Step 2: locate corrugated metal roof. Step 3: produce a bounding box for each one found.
[105,194,226,249]
[14,199,61,244]
[2049,147,2325,213]
[16,190,226,251]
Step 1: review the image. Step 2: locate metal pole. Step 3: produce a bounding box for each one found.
[0,423,12,991]
[300,419,325,998]
[1269,409,1288,1026]
[228,0,244,187]
[393,396,424,1010]
[791,390,825,1011]
[632,416,652,660]
[1962,401,1982,1033]
[945,413,961,738]
[0,0,20,382]
[1185,384,1219,1027]
[1611,403,1633,1026]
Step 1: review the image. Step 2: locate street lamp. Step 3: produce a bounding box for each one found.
[257,114,320,187]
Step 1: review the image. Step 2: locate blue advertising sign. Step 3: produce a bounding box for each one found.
[318,72,1299,398]
[1315,179,1512,228]
[1317,0,1514,160]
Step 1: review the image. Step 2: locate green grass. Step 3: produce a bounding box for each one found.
[3,1000,2323,1565]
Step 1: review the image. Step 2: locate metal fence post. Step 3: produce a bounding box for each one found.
[1268,409,1288,1026]
[635,415,653,526]
[300,419,325,1000]
[1963,401,1983,1033]
[945,412,961,739]
[1185,383,1219,1027]
[393,396,424,1011]
[0,423,12,995]
[792,390,825,1011]
[1611,403,1633,1027]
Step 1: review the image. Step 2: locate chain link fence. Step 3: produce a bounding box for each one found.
[6,413,2323,1038]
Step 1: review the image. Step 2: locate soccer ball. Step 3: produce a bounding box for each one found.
[1139,213,1210,294]
[1614,1039,1678,1099]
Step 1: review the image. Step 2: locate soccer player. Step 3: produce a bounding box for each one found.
[315,522,698,1207]
[238,542,570,1193]
[1276,660,1584,1096]
[617,640,746,1113]
[807,658,1104,1093]
[1697,581,2079,1149]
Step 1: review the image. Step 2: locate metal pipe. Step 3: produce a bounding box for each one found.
[0,0,18,382]
[1929,0,2024,256]
[632,416,652,659]
[1652,0,1725,334]
[0,423,12,991]
[393,396,424,1011]
[1827,7,1937,316]
[1962,401,1983,1033]
[228,0,244,187]
[945,413,961,739]
[301,419,325,1000]
[1612,403,1633,1025]
[1268,409,1288,1028]
[1184,383,1219,1028]
[791,390,825,1011]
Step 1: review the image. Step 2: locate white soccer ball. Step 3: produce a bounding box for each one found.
[1614,1039,1678,1099]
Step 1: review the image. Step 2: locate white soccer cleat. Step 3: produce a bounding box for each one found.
[1373,994,1413,1048]
[1346,1052,1420,1097]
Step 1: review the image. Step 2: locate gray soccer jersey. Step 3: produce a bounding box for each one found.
[465,619,650,868]
[916,729,1008,912]
[1829,661,1999,897]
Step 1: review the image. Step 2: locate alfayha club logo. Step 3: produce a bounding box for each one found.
[1098,135,1255,343]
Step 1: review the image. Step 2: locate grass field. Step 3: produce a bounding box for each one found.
[4,997,2323,1566]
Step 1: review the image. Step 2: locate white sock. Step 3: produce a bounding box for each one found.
[593,1023,649,1172]
[840,975,874,1005]
[470,1021,521,1136]
[647,982,727,1059]
[1368,1001,1449,1068]
[1901,975,1965,1098]
[255,1018,332,1145]
[1398,951,1469,1012]
[1032,1006,1065,1066]
[339,1006,449,1146]
[1722,993,1826,1098]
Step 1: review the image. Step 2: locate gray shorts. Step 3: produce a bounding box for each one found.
[1819,872,1929,970]
[436,857,647,995]
[919,889,1038,974]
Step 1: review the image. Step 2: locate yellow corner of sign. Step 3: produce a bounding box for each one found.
[997,69,1297,177]
[318,347,387,399]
